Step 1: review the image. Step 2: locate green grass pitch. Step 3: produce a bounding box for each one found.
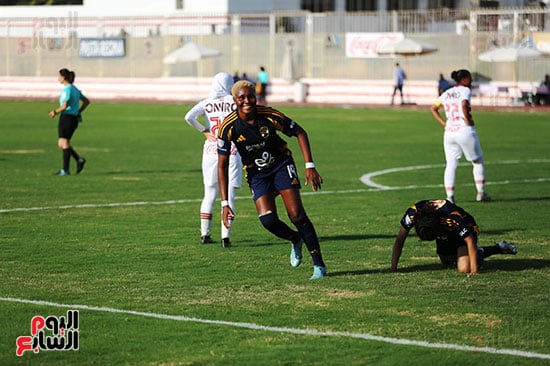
[0,100,549,365]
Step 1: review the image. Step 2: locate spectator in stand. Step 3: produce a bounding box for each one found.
[534,74,550,106]
[391,63,406,105]
[256,66,269,105]
[233,71,240,83]
[437,73,454,96]
[241,72,254,83]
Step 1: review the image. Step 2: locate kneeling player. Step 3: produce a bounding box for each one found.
[391,199,517,275]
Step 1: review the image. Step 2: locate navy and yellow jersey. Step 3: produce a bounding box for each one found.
[400,199,479,242]
[217,105,300,175]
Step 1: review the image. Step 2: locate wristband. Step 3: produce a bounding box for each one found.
[305,162,315,169]
[221,200,229,207]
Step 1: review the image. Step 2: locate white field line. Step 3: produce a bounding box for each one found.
[1,297,548,360]
[2,159,549,214]
[0,198,204,214]
[360,160,550,190]
[1,179,549,214]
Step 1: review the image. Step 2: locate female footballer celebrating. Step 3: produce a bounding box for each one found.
[430,69,489,203]
[217,80,327,279]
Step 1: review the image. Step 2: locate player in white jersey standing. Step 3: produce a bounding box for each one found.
[429,69,490,203]
[185,72,243,247]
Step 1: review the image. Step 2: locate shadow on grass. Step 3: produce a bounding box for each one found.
[480,229,518,236]
[487,196,550,203]
[327,268,392,277]
[327,263,442,277]
[247,234,395,248]
[481,258,550,272]
[319,234,395,241]
[326,259,550,277]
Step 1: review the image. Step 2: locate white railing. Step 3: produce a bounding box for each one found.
[0,7,549,82]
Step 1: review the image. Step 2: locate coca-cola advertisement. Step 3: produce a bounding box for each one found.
[346,32,403,58]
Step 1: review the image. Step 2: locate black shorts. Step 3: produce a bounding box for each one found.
[436,240,463,257]
[58,114,79,139]
[435,230,478,257]
[247,156,301,201]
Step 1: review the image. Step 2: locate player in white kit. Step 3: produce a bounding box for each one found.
[185,72,243,247]
[429,69,490,203]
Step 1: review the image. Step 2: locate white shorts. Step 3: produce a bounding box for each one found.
[202,141,242,188]
[443,126,483,162]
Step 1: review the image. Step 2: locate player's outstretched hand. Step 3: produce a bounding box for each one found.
[305,168,323,191]
[221,205,235,229]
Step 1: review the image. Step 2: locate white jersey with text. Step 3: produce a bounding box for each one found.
[436,85,471,133]
[186,94,242,187]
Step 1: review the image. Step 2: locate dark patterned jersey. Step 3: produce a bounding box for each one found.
[217,105,299,175]
[400,199,478,242]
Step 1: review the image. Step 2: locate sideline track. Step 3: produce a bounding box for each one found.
[1,296,548,360]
